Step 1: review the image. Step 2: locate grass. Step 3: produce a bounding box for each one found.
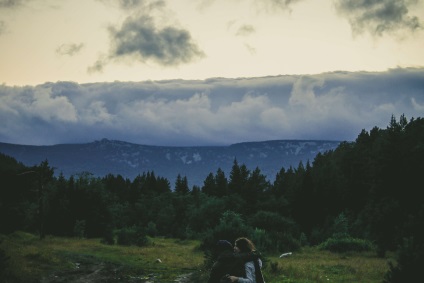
[261,246,393,283]
[1,232,393,282]
[0,231,204,282]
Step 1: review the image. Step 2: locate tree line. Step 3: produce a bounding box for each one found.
[1,115,423,282]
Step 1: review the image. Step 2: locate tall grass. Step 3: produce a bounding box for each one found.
[0,231,203,282]
[1,232,392,282]
[262,246,392,283]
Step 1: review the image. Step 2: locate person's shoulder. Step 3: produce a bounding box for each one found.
[236,251,261,262]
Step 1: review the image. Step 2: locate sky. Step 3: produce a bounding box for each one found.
[0,0,423,146]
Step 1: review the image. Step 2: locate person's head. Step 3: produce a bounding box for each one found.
[234,237,256,253]
[216,240,233,254]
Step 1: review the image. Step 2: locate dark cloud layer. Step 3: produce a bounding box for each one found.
[1,68,423,146]
[334,0,421,36]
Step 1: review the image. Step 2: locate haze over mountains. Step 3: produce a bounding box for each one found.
[0,139,340,187]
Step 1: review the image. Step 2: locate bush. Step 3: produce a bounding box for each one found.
[249,211,297,234]
[146,221,158,237]
[0,240,10,281]
[117,226,149,246]
[319,236,374,253]
[201,210,252,252]
[250,228,273,253]
[384,237,424,283]
[274,232,301,253]
[100,225,115,245]
[73,220,86,238]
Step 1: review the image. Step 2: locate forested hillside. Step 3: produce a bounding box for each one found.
[1,115,423,282]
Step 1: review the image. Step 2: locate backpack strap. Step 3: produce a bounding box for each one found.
[254,259,265,283]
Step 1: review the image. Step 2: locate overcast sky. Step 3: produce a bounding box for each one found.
[0,0,423,146]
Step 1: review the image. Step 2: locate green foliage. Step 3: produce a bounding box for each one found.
[0,115,423,282]
[384,236,424,283]
[249,210,297,234]
[273,232,302,253]
[73,220,86,238]
[187,195,227,234]
[250,228,273,252]
[100,225,115,245]
[146,221,158,237]
[319,236,374,253]
[175,174,189,194]
[0,239,10,281]
[331,212,349,238]
[201,210,252,251]
[117,226,149,247]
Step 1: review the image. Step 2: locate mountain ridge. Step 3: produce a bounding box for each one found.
[0,138,342,187]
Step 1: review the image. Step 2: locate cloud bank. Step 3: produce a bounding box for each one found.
[1,68,423,146]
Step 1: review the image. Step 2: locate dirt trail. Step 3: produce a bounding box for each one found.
[40,261,194,283]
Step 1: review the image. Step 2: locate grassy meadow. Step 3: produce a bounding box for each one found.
[1,232,392,282]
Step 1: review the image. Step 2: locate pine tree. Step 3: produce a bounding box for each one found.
[175,174,189,194]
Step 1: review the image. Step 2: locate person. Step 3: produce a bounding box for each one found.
[207,240,245,283]
[228,237,265,283]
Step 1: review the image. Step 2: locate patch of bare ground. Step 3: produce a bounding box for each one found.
[40,261,194,283]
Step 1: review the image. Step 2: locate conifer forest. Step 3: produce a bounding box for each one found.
[1,115,423,282]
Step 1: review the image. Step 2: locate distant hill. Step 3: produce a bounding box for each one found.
[0,139,341,187]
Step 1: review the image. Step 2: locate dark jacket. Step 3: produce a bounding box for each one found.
[207,251,245,283]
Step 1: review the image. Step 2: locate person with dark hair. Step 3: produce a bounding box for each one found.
[228,237,265,283]
[207,240,245,283]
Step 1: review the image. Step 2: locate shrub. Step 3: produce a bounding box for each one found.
[268,261,280,274]
[0,240,10,281]
[100,225,115,245]
[319,236,374,253]
[146,221,158,237]
[384,237,424,283]
[73,220,86,238]
[117,226,149,246]
[201,210,252,252]
[273,232,301,253]
[249,211,297,234]
[250,228,273,252]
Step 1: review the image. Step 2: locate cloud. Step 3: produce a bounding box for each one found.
[56,43,84,56]
[411,97,424,111]
[98,0,165,10]
[334,0,421,37]
[109,14,205,66]
[235,25,256,36]
[0,0,27,8]
[254,0,304,12]
[1,68,423,146]
[91,0,204,72]
[244,43,256,55]
[0,21,5,35]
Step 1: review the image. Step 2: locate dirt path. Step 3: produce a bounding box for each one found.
[40,261,194,283]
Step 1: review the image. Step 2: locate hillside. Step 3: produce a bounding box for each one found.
[0,139,340,187]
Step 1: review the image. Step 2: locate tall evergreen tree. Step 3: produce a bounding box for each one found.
[175,174,189,194]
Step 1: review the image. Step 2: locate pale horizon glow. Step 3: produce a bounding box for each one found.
[0,0,423,86]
